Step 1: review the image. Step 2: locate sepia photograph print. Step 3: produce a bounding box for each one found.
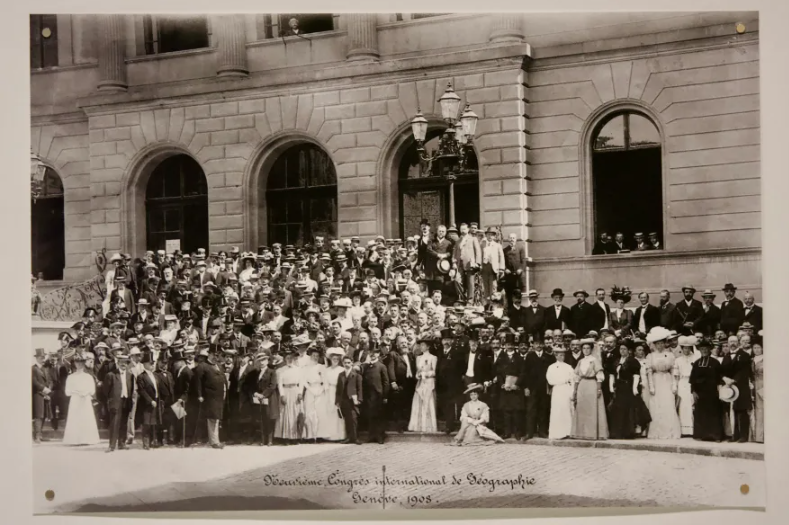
[29,10,765,514]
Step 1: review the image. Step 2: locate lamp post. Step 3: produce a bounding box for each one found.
[410,81,478,225]
[31,151,47,203]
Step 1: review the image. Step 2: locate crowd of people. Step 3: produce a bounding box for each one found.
[31,220,765,452]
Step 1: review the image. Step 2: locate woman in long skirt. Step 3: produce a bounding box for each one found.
[675,336,698,436]
[645,327,681,439]
[572,339,608,440]
[319,349,346,441]
[449,384,504,446]
[275,352,305,444]
[408,339,438,433]
[751,342,764,443]
[546,348,574,439]
[634,342,652,436]
[62,354,100,446]
[689,338,724,442]
[608,341,643,439]
[302,347,327,441]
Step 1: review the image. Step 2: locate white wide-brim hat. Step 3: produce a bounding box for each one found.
[646,326,671,344]
[719,384,739,403]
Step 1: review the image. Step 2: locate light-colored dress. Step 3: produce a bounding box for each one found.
[302,363,326,440]
[408,352,438,433]
[675,354,695,435]
[572,356,608,440]
[319,365,346,441]
[646,351,681,439]
[296,353,312,369]
[450,400,504,446]
[275,365,305,440]
[546,361,575,439]
[636,357,651,433]
[752,355,764,443]
[62,370,100,445]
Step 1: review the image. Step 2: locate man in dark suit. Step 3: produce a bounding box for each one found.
[631,292,660,335]
[612,232,629,253]
[502,233,528,310]
[675,285,704,335]
[721,336,753,442]
[719,283,745,335]
[227,350,256,444]
[658,290,677,330]
[742,292,763,332]
[103,352,135,452]
[544,288,571,331]
[591,288,611,333]
[507,293,525,332]
[697,290,722,337]
[424,224,454,296]
[171,351,192,446]
[460,331,492,390]
[32,348,53,444]
[253,353,280,446]
[592,232,615,255]
[569,290,595,337]
[387,336,417,432]
[136,353,161,450]
[495,335,526,439]
[523,290,547,338]
[154,356,175,446]
[361,347,390,444]
[336,355,363,445]
[435,328,462,434]
[523,339,556,439]
[190,348,227,449]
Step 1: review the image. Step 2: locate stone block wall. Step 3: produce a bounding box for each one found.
[528,42,760,259]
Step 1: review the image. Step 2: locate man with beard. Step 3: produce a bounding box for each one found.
[424,224,453,297]
[544,288,571,332]
[675,285,704,335]
[522,338,556,440]
[170,350,192,446]
[697,290,722,337]
[658,289,677,330]
[387,335,417,433]
[719,283,745,335]
[361,347,390,444]
[435,328,462,434]
[742,292,763,333]
[192,347,227,449]
[502,233,527,310]
[227,349,256,444]
[495,334,526,440]
[523,290,547,338]
[721,336,753,443]
[569,290,595,338]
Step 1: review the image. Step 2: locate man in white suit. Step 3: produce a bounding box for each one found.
[480,227,505,305]
[452,223,482,301]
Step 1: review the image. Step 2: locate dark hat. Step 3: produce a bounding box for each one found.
[71,321,85,331]
[573,289,589,298]
[723,283,737,291]
[34,348,46,359]
[551,288,564,298]
[140,352,154,364]
[440,328,454,340]
[58,331,73,342]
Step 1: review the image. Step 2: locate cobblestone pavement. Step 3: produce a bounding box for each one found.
[34,440,764,513]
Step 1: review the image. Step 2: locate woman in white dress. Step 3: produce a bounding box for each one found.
[675,336,698,436]
[302,347,327,441]
[546,347,575,439]
[645,327,681,440]
[62,354,100,446]
[319,348,346,441]
[237,254,257,286]
[408,339,438,433]
[275,351,305,444]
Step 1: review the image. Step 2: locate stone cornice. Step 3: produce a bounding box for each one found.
[31,112,88,126]
[76,43,532,115]
[533,247,761,269]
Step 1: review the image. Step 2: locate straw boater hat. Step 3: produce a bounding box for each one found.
[463,383,484,395]
[719,384,739,403]
[573,289,589,298]
[290,333,312,347]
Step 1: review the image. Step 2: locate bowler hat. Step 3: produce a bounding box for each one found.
[551,288,564,298]
[723,283,737,291]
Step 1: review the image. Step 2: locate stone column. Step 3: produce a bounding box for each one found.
[97,15,127,92]
[216,14,249,78]
[346,14,379,62]
[488,14,524,44]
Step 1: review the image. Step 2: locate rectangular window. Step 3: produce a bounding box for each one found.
[278,14,334,36]
[143,15,209,55]
[256,14,273,40]
[30,15,58,69]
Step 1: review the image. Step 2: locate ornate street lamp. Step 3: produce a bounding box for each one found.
[410,81,478,223]
[31,150,47,203]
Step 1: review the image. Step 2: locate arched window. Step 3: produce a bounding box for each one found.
[31,168,64,280]
[591,111,663,251]
[399,130,479,237]
[267,144,338,246]
[145,155,208,253]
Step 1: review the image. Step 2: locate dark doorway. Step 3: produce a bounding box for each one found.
[591,112,663,247]
[31,168,65,280]
[145,155,209,254]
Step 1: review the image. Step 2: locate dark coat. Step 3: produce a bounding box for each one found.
[609,309,633,336]
[336,369,363,405]
[721,349,753,412]
[569,301,595,337]
[496,351,525,411]
[523,305,547,337]
[674,299,705,333]
[192,361,227,420]
[544,304,571,331]
[387,352,417,388]
[361,360,390,408]
[155,369,175,406]
[719,297,745,335]
[255,366,280,420]
[173,365,193,403]
[436,346,463,395]
[590,301,611,332]
[631,304,660,334]
[32,364,52,420]
[459,349,493,383]
[523,351,556,395]
[502,243,527,287]
[743,305,763,332]
[136,371,162,426]
[697,304,722,337]
[423,238,453,281]
[507,306,525,331]
[658,302,677,330]
[103,369,135,413]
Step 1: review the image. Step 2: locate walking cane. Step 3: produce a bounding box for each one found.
[181,407,186,449]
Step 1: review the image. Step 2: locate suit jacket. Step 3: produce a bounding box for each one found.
[544,304,571,331]
[387,352,417,387]
[743,305,763,332]
[523,305,547,336]
[697,304,722,337]
[675,299,704,332]
[508,306,525,331]
[495,351,526,411]
[103,369,135,413]
[453,234,482,270]
[569,302,595,337]
[631,304,660,334]
[255,366,280,419]
[482,241,506,273]
[523,351,557,394]
[565,351,584,371]
[361,360,390,399]
[173,364,193,403]
[424,237,454,280]
[658,302,676,330]
[503,243,527,279]
[590,301,611,332]
[154,369,175,404]
[719,297,745,334]
[32,364,53,419]
[192,361,226,420]
[721,349,753,411]
[353,346,374,365]
[609,309,633,335]
[336,369,363,404]
[459,349,492,383]
[435,346,462,394]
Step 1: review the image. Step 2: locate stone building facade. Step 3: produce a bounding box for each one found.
[31,12,762,299]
